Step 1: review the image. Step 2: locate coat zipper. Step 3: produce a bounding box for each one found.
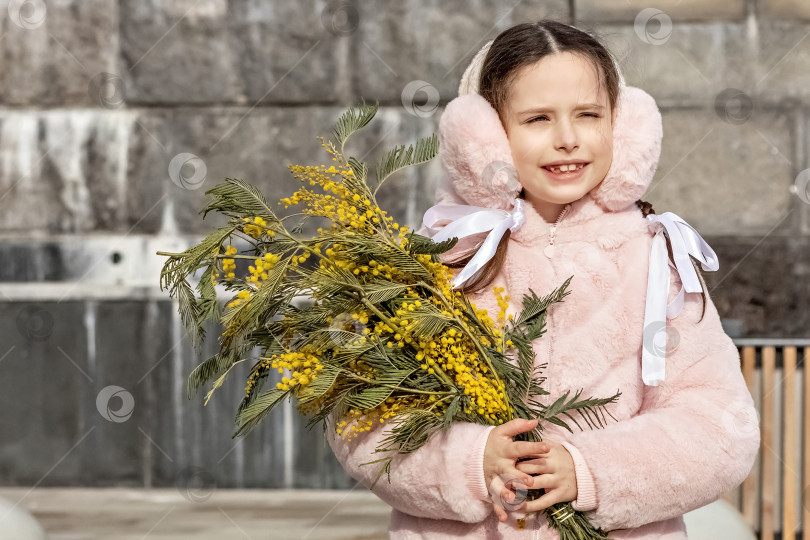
[542,204,571,259]
[534,203,571,540]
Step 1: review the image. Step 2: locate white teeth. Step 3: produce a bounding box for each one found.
[548,163,585,173]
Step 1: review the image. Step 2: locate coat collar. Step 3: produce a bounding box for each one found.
[511,192,648,248]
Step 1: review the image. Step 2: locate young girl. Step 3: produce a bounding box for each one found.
[327,20,760,539]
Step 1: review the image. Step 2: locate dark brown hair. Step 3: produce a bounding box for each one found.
[443,20,621,294]
[442,20,708,322]
[478,20,622,130]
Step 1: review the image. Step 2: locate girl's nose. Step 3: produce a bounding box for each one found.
[554,122,579,152]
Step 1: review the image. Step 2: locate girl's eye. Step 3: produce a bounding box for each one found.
[528,113,599,123]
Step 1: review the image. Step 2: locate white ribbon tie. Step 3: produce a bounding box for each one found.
[421,198,526,289]
[642,212,719,386]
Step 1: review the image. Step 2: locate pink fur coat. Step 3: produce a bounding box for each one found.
[326,86,760,539]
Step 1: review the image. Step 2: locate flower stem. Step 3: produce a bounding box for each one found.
[341,370,454,396]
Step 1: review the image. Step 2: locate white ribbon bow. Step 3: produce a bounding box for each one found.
[642,212,719,386]
[421,199,526,288]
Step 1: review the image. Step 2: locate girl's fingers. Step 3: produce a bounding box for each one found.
[488,477,506,521]
[522,453,548,459]
[517,457,548,466]
[515,458,550,475]
[522,472,556,491]
[505,477,533,496]
[502,468,534,489]
[509,440,550,458]
[489,472,530,514]
[491,467,534,492]
[515,463,540,475]
[523,487,562,513]
[488,473,509,508]
[497,418,539,438]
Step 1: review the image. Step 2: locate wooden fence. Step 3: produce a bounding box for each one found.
[723,340,810,540]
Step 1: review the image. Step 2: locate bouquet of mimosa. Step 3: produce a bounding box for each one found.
[156,101,620,539]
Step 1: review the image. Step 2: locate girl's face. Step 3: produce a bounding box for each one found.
[502,51,615,223]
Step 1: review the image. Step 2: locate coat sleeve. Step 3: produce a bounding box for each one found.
[326,414,497,523]
[561,441,599,512]
[561,265,760,532]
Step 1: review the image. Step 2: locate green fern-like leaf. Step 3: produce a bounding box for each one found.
[331,100,378,153]
[407,232,459,256]
[443,395,461,428]
[362,281,412,304]
[177,279,203,352]
[233,386,293,438]
[203,359,247,406]
[512,276,574,328]
[374,408,444,455]
[195,264,221,330]
[506,331,540,398]
[158,224,237,295]
[539,388,622,433]
[220,255,294,348]
[290,220,307,235]
[187,342,252,399]
[406,311,451,340]
[297,365,341,404]
[374,133,439,194]
[347,386,396,410]
[346,157,368,183]
[201,178,279,223]
[346,367,416,410]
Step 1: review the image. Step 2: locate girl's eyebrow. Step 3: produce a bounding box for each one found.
[518,103,605,114]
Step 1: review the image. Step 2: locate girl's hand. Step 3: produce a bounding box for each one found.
[514,439,578,512]
[483,418,550,522]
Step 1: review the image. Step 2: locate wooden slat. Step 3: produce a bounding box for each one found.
[741,346,759,530]
[804,347,810,540]
[761,346,776,540]
[741,346,756,390]
[782,347,797,540]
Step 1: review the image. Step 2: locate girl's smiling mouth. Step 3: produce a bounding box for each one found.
[542,162,590,180]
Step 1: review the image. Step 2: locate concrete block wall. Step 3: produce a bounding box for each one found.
[0,0,806,489]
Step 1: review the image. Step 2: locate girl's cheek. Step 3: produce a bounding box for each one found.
[596,122,614,139]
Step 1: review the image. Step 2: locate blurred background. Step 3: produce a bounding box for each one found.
[0,0,807,539]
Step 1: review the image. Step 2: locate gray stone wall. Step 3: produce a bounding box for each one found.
[0,0,806,489]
